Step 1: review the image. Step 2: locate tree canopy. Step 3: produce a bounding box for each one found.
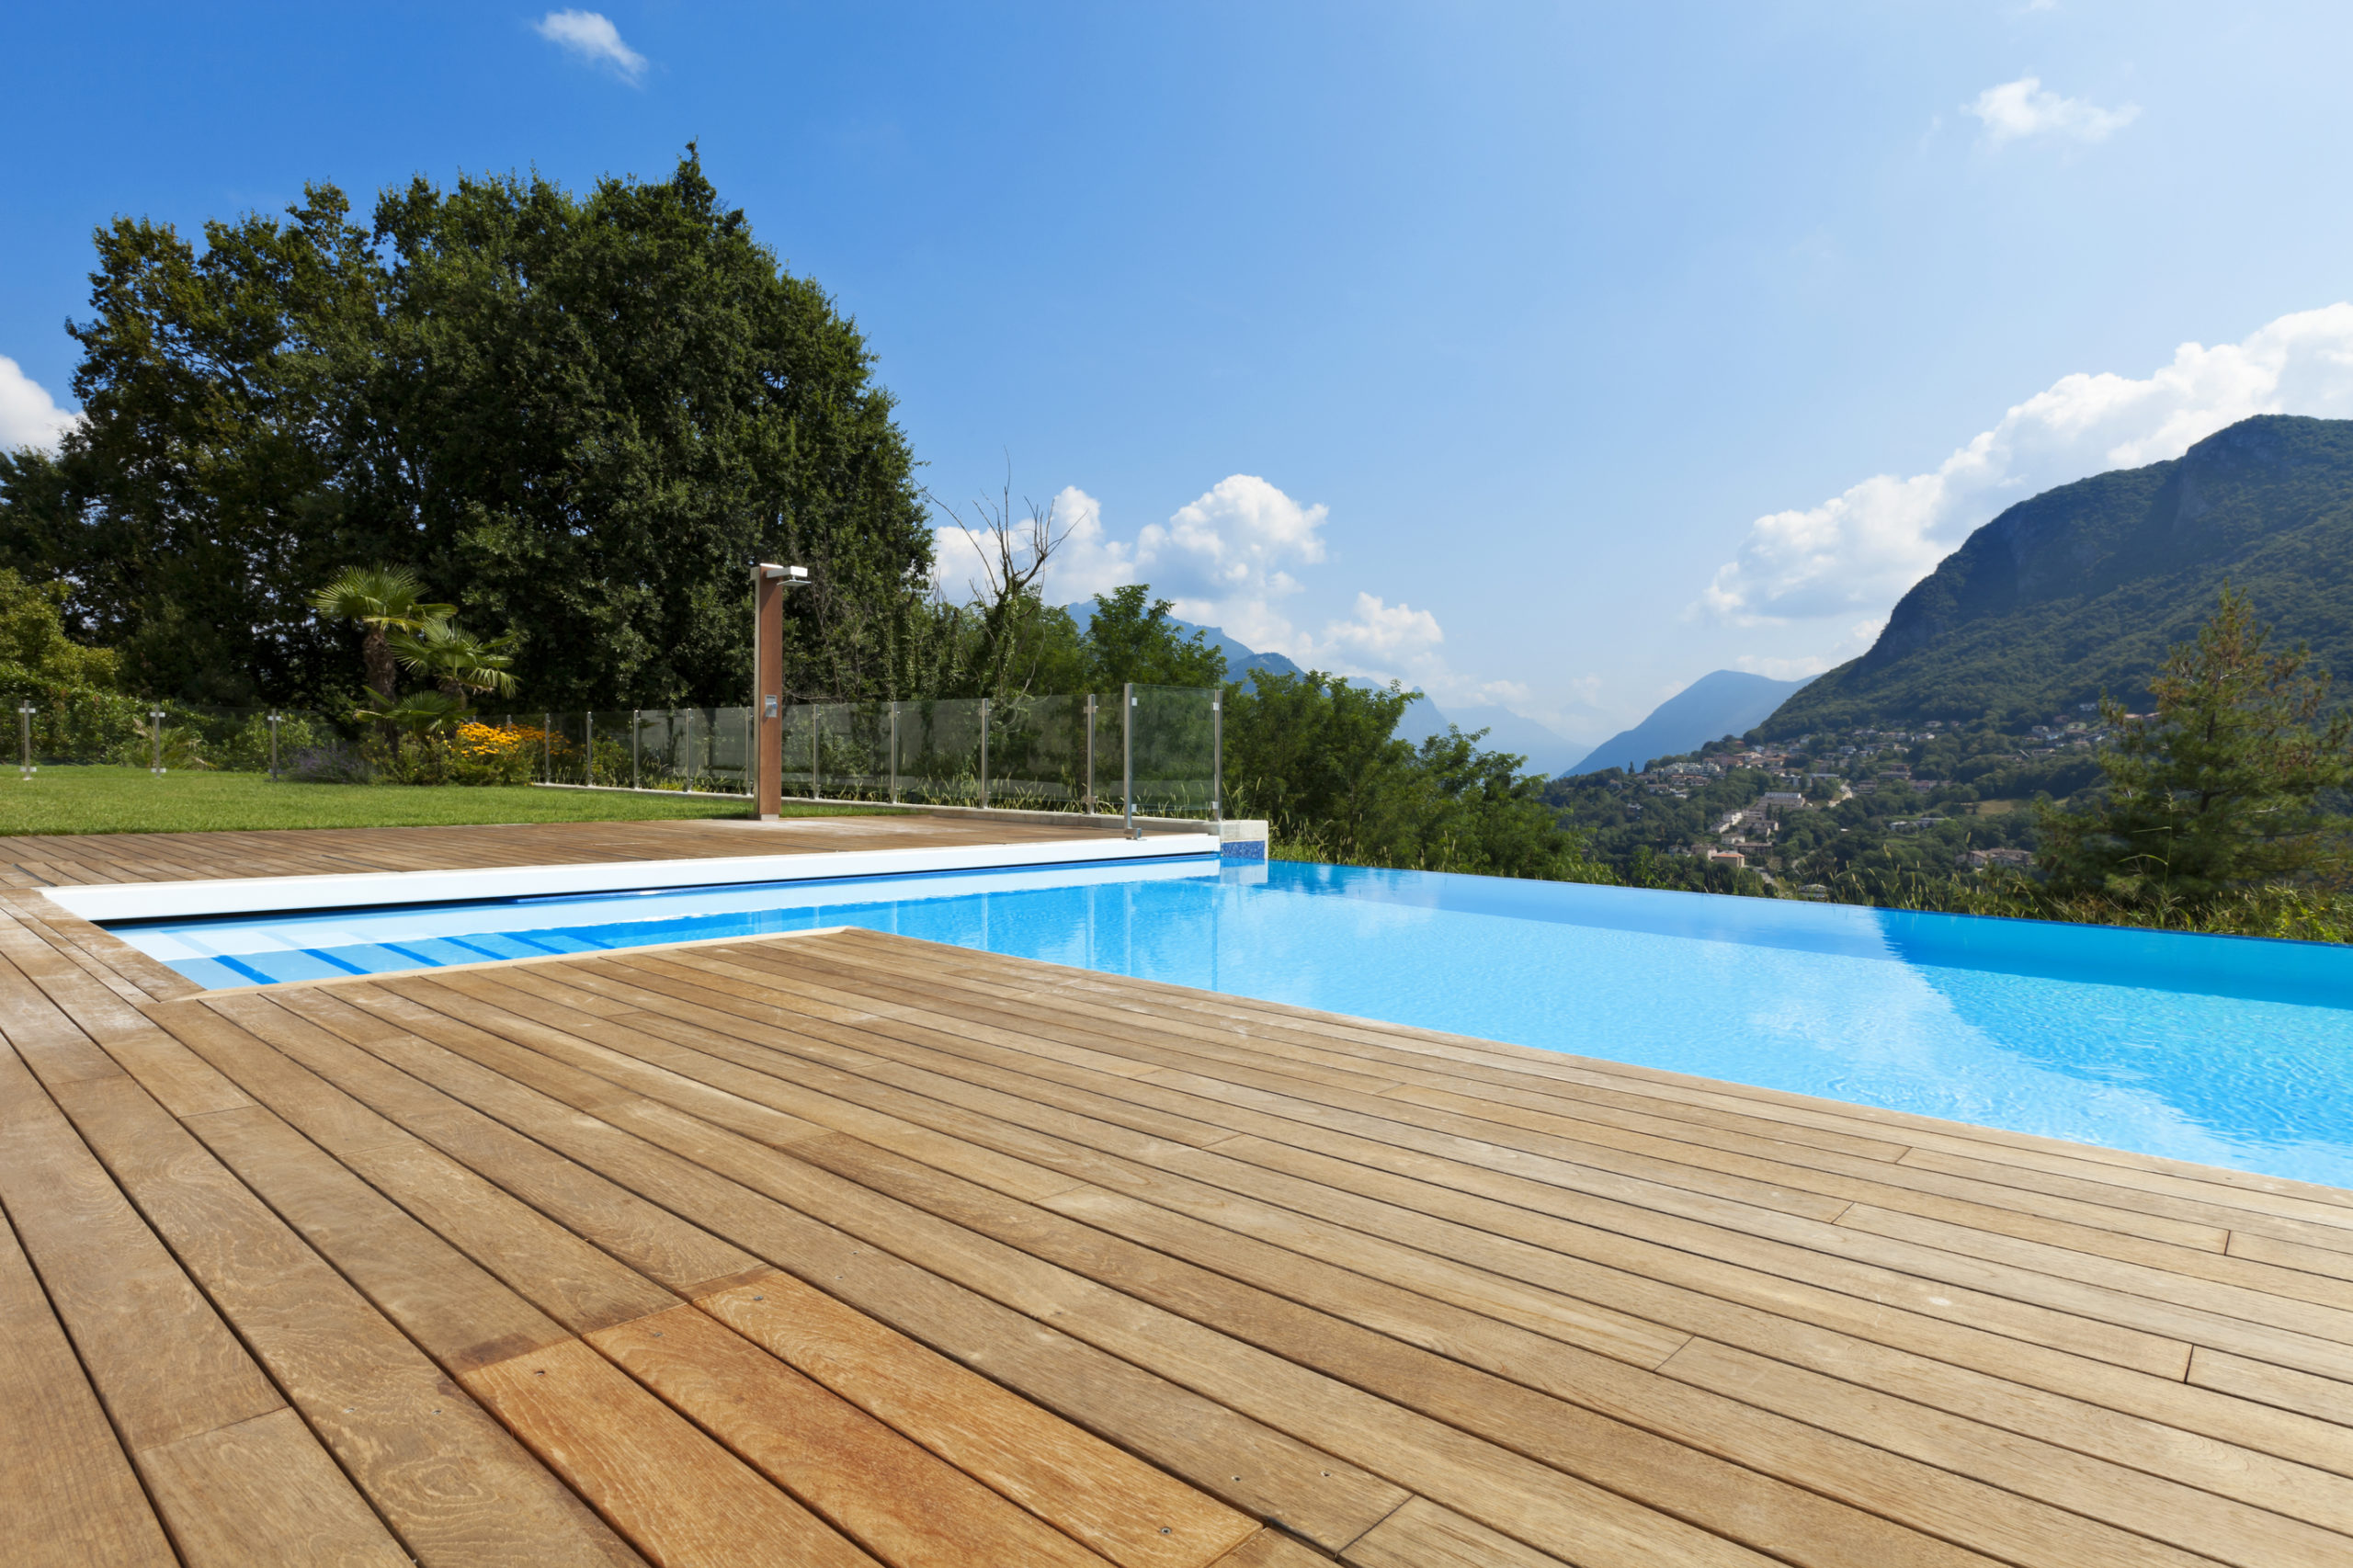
[2037,587,2353,902]
[6,151,929,709]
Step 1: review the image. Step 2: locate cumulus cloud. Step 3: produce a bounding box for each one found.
[534,10,647,82]
[1968,76,2138,144]
[943,472,1564,721]
[0,358,77,451]
[1700,303,2353,625]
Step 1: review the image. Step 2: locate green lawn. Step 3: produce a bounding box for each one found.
[0,767,896,835]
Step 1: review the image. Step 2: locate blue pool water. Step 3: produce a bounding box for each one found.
[112,856,2353,1186]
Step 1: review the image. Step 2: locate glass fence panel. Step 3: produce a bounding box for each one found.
[580,711,635,787]
[1129,683,1217,819]
[7,687,1214,809]
[10,701,357,773]
[813,702,892,801]
[539,711,587,786]
[780,703,819,796]
[892,698,983,807]
[628,709,690,790]
[986,694,1090,812]
[707,706,754,794]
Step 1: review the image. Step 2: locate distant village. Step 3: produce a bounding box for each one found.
[1588,709,2140,884]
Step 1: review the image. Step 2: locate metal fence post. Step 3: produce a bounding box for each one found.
[585,712,595,787]
[631,710,641,790]
[1122,684,1134,837]
[813,705,823,800]
[267,712,281,780]
[542,713,551,782]
[1211,688,1222,828]
[1085,694,1096,814]
[683,710,694,790]
[17,702,33,782]
[889,702,900,804]
[979,698,990,810]
[150,709,166,775]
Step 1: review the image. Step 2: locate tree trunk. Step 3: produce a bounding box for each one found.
[363,628,398,700]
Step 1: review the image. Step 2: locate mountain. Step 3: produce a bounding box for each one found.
[1762,415,2353,735]
[1563,670,1816,776]
[1440,704,1589,775]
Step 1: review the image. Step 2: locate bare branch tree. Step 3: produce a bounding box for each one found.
[923,460,1073,698]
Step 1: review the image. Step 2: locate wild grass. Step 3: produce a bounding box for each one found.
[1816,867,2353,944]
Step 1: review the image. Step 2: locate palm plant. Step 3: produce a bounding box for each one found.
[311,565,455,701]
[390,618,521,705]
[350,690,466,739]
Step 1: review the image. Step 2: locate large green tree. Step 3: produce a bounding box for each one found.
[20,151,931,709]
[2038,587,2353,902]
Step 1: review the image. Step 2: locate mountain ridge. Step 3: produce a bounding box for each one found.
[1565,669,1814,776]
[1764,415,2353,735]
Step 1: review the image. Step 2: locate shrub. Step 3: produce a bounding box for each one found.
[447,722,539,787]
[286,743,374,784]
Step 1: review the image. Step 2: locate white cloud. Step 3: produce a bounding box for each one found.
[965,473,1579,725]
[931,483,1141,608]
[1700,302,2353,625]
[1968,76,2138,144]
[1293,592,1445,671]
[1131,474,1328,635]
[0,358,77,451]
[534,10,647,82]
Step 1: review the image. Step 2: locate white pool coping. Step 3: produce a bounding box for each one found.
[43,833,1221,924]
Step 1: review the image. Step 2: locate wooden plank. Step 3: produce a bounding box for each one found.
[254,984,1410,1554]
[313,996,1866,1568]
[2189,1346,2353,1426]
[135,1406,423,1568]
[568,983,2353,1541]
[648,944,2353,1335]
[183,1102,578,1371]
[697,1267,1258,1568]
[0,1202,176,1567]
[748,950,2353,1318]
[830,926,2353,1219]
[0,1042,284,1452]
[468,941,2353,1506]
[1211,1530,1340,1568]
[208,988,767,1294]
[802,1134,2212,1568]
[40,1068,629,1567]
[341,950,2353,1553]
[434,968,1694,1375]
[171,1004,683,1337]
[395,968,1086,1204]
[458,1336,881,1568]
[1340,1498,1568,1567]
[663,957,2353,1362]
[593,1302,1125,1568]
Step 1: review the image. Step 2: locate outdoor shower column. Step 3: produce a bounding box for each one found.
[754,562,787,819]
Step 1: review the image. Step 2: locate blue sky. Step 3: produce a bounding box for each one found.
[7,2,2353,744]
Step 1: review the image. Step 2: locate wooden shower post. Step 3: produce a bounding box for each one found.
[755,563,787,819]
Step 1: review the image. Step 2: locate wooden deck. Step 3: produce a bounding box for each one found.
[4,824,2353,1564]
[0,812,1117,890]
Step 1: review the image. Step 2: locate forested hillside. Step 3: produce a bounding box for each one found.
[1765,415,2353,733]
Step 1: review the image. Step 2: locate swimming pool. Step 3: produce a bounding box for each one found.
[107,855,2353,1186]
